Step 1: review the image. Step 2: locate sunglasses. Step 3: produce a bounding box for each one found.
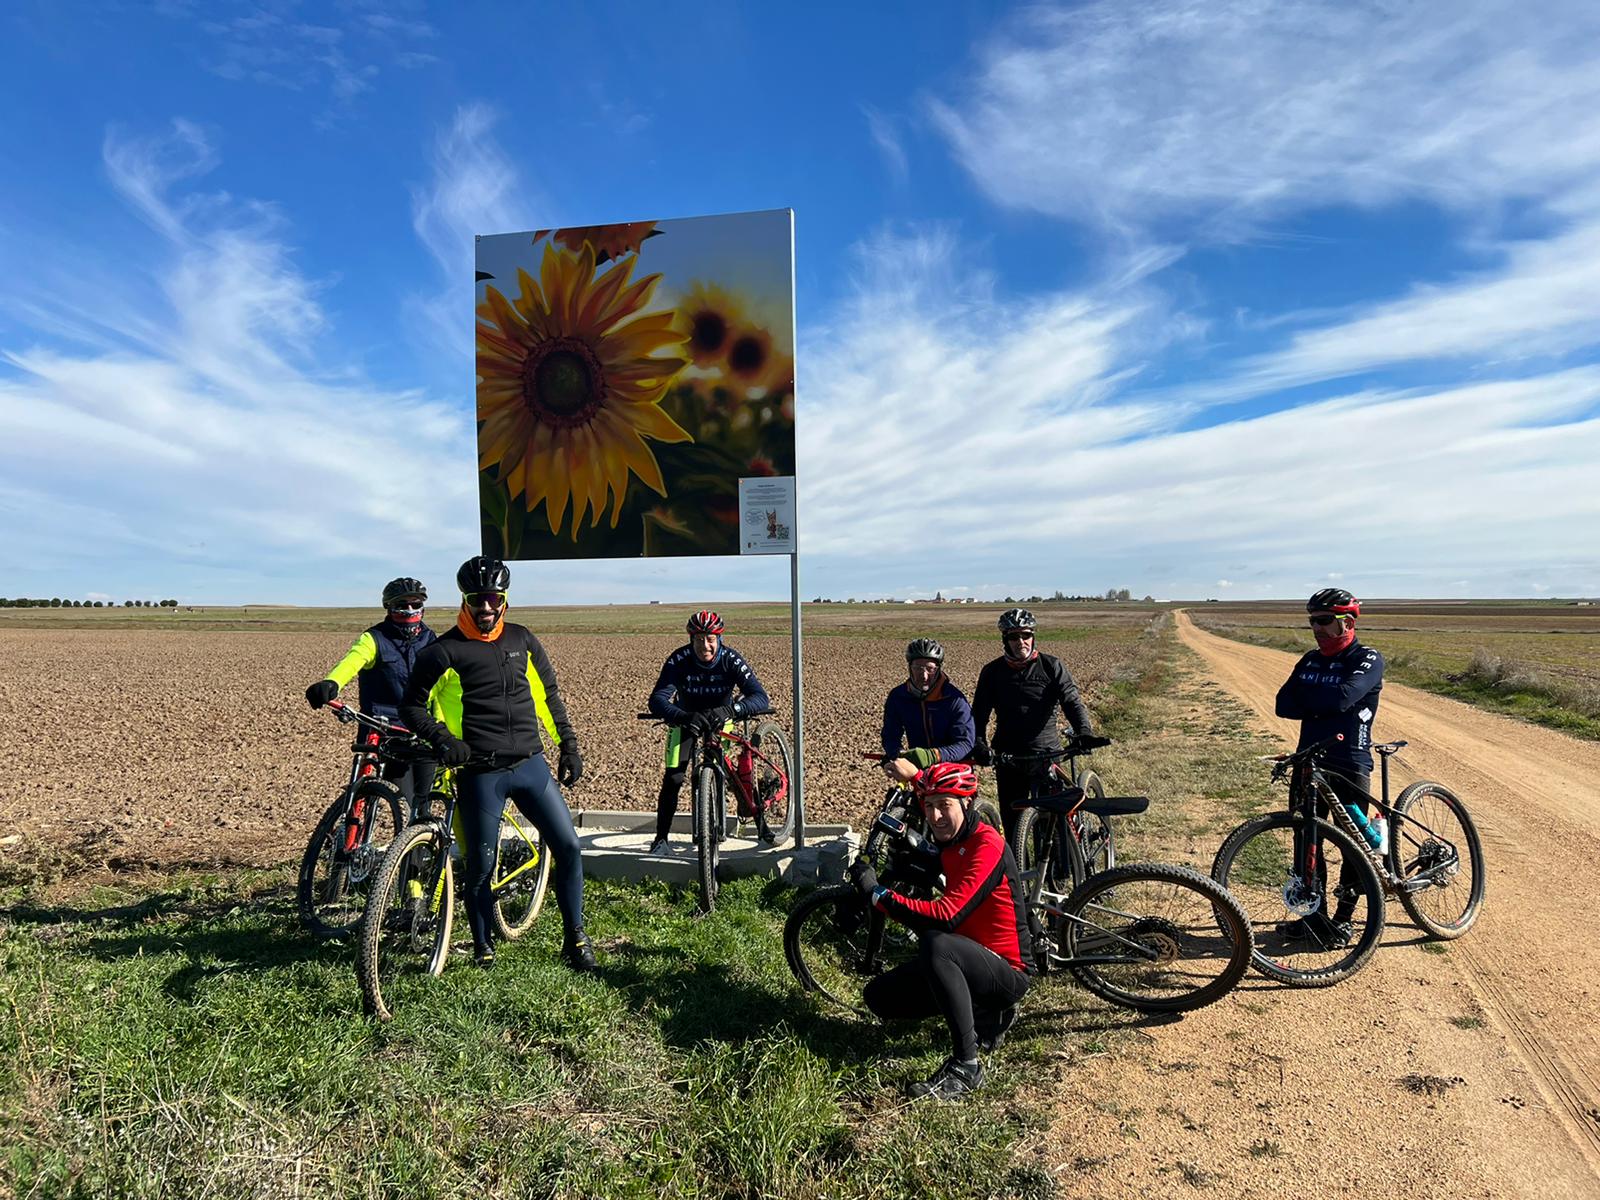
[389,602,425,613]
[465,591,507,607]
[1308,614,1345,627]
[1003,631,1034,641]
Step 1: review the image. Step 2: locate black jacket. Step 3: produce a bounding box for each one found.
[399,624,577,761]
[971,652,1094,753]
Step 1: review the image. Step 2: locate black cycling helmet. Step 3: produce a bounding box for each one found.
[905,637,945,663]
[457,555,511,594]
[382,577,426,608]
[1306,588,1360,617]
[997,608,1036,636]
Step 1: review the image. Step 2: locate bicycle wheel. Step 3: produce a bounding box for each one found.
[1059,863,1253,1012]
[752,719,796,845]
[1010,808,1069,898]
[1071,770,1116,877]
[297,778,405,939]
[695,765,722,913]
[1389,781,1485,939]
[1211,812,1385,987]
[356,823,453,1022]
[784,884,918,1014]
[974,798,1004,836]
[491,805,551,941]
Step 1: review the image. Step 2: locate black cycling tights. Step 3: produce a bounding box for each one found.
[457,753,584,951]
[864,929,1031,1061]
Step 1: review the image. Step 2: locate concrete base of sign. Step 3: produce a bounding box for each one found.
[573,809,857,888]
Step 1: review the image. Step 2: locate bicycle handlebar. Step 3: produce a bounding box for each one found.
[991,734,1112,766]
[1258,732,1344,766]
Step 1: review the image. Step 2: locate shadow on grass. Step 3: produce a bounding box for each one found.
[600,941,912,1071]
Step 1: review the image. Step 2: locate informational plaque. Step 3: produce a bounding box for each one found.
[738,476,796,555]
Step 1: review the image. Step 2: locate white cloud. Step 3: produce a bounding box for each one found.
[862,105,909,184]
[408,104,544,362]
[0,121,477,600]
[931,1,1600,234]
[799,229,1600,599]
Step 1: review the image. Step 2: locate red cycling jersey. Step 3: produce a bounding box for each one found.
[873,815,1034,973]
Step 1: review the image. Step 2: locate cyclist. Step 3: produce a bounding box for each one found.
[398,556,594,972]
[847,761,1034,1101]
[304,577,438,819]
[970,609,1095,838]
[645,609,770,855]
[1273,587,1385,947]
[880,638,975,782]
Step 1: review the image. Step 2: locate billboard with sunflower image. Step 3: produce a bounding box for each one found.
[474,208,796,559]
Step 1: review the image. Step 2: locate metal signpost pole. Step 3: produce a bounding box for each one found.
[790,548,805,848]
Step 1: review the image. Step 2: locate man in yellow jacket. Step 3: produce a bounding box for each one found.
[305,576,438,819]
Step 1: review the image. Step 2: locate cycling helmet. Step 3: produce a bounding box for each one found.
[456,555,510,594]
[997,608,1036,636]
[1307,588,1360,617]
[905,637,945,664]
[687,609,724,635]
[915,761,979,800]
[382,577,426,608]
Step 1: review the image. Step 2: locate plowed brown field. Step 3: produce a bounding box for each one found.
[0,605,1154,876]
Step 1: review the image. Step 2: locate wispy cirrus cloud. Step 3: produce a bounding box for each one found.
[930,0,1600,235]
[0,119,475,601]
[799,227,1600,600]
[408,103,544,364]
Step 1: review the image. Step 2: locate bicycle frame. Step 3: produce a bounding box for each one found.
[685,722,787,838]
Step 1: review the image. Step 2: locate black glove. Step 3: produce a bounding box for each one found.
[970,740,992,767]
[437,736,472,766]
[848,858,879,900]
[305,679,338,709]
[701,705,735,731]
[558,743,584,787]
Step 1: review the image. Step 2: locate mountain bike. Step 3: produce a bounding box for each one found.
[998,734,1121,895]
[1210,734,1484,988]
[355,754,553,1021]
[786,778,1254,1016]
[297,700,421,938]
[636,712,793,914]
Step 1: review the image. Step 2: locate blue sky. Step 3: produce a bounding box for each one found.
[2,0,1597,606]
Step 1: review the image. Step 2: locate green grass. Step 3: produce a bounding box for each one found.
[2,871,1112,1199]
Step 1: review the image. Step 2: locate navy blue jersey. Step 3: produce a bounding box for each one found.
[1275,640,1384,773]
[647,643,770,722]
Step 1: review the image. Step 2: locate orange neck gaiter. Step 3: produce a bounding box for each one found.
[457,604,505,642]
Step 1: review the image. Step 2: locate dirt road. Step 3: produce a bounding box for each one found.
[1176,611,1600,1195]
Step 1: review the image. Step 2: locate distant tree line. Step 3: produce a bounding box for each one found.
[0,598,180,608]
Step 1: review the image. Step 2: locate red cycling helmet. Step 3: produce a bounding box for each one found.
[914,761,979,801]
[1307,588,1360,617]
[687,609,724,635]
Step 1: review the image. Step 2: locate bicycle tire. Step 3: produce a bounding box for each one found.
[784,884,917,1015]
[356,823,453,1022]
[1389,781,1485,939]
[751,719,796,845]
[1211,812,1385,988]
[974,798,1004,836]
[296,778,405,939]
[1072,769,1115,876]
[490,805,551,941]
[695,765,721,913]
[1059,863,1253,1012]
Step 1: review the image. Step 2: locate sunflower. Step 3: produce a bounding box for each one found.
[543,220,660,263]
[672,282,748,368]
[476,244,690,538]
